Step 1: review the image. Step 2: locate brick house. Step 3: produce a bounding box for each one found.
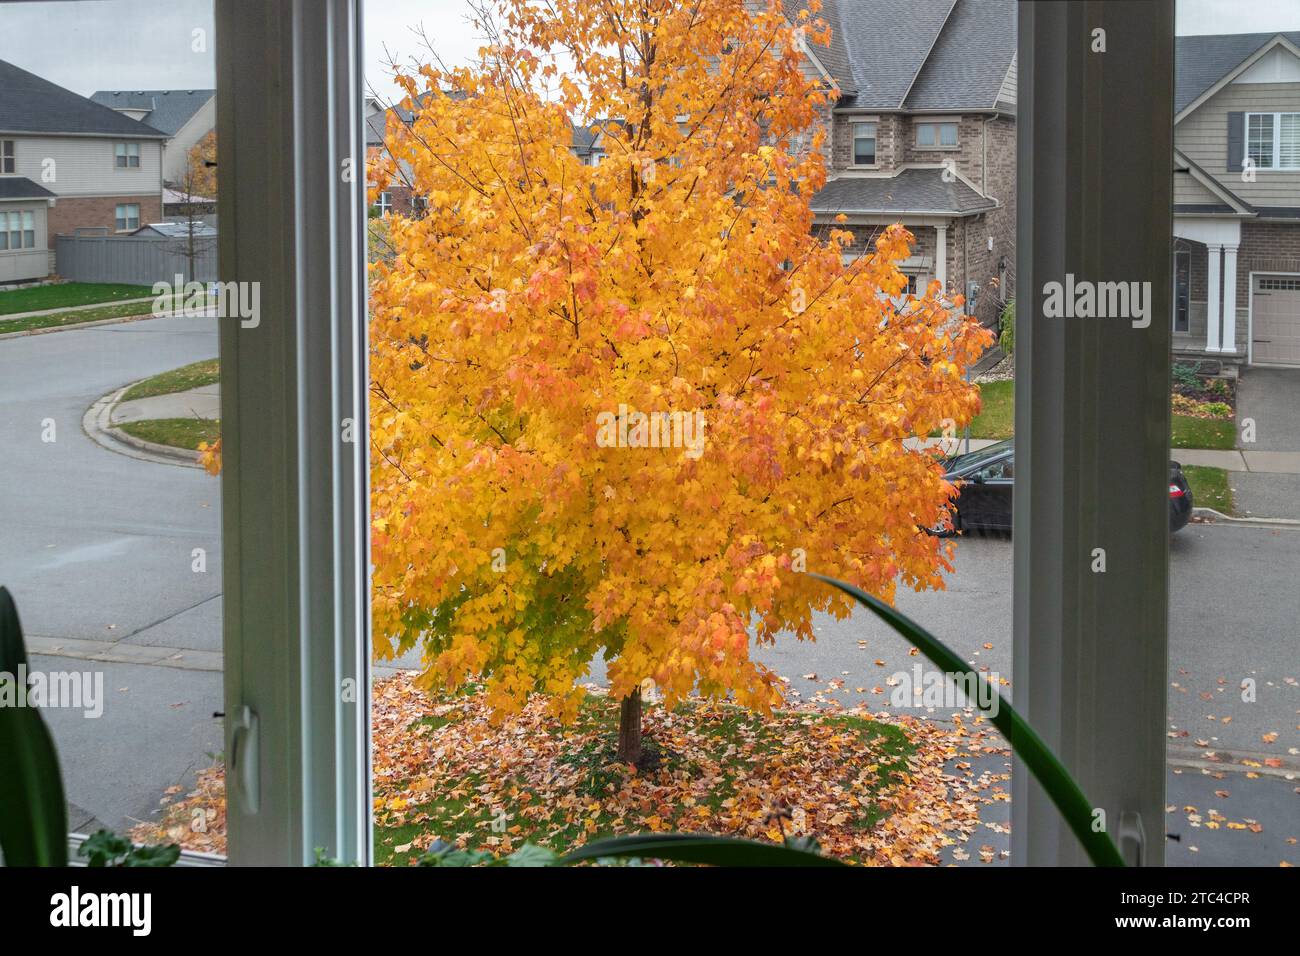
[1173,31,1300,368]
[792,0,1018,330]
[0,58,166,283]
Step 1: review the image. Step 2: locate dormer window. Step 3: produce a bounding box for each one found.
[851,122,876,166]
[1245,112,1300,170]
[114,142,140,168]
[916,121,958,148]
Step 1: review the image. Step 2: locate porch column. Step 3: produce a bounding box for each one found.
[1206,242,1222,352]
[935,224,948,290]
[1221,243,1238,353]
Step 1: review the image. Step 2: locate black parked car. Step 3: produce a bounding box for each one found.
[932,438,1193,535]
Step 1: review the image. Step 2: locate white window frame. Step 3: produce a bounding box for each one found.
[850,120,877,167]
[1245,111,1300,170]
[375,190,391,215]
[1,139,14,174]
[915,120,959,149]
[114,141,141,169]
[114,202,140,231]
[216,0,371,866]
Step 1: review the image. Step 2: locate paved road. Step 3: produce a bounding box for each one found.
[0,314,222,832]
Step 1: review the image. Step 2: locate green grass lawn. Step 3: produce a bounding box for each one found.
[0,282,155,315]
[122,359,220,401]
[0,294,194,335]
[117,418,220,451]
[968,379,1014,440]
[1182,465,1232,514]
[373,688,915,866]
[969,379,1237,451]
[1170,415,1236,450]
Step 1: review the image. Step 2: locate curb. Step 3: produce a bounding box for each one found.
[1192,507,1300,528]
[82,383,203,469]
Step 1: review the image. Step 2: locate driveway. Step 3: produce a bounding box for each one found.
[0,314,222,833]
[1236,367,1300,452]
[1232,367,1300,518]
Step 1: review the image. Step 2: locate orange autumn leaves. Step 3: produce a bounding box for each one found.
[368,0,991,722]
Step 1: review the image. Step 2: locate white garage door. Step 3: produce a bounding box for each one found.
[1253,275,1300,366]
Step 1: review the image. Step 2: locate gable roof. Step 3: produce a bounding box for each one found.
[1175,31,1300,116]
[787,0,1015,112]
[0,58,167,138]
[89,89,215,136]
[1173,148,1254,216]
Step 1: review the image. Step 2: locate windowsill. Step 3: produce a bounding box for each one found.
[916,145,960,151]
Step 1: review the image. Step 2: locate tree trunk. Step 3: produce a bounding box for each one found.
[615,691,642,765]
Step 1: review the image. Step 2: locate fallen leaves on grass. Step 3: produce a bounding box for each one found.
[371,673,992,866]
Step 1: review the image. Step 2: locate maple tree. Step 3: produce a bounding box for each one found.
[368,0,991,764]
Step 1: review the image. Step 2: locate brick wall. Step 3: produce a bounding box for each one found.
[1238,221,1300,301]
[47,194,162,247]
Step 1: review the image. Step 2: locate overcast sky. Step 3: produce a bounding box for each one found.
[0,0,1296,101]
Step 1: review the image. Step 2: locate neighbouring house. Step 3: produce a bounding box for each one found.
[0,58,166,282]
[90,89,216,188]
[131,220,217,240]
[366,96,427,219]
[790,0,1017,331]
[1173,31,1300,369]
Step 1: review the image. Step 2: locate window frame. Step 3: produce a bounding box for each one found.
[850,120,877,167]
[114,141,141,169]
[114,202,140,231]
[198,0,1175,869]
[0,139,14,174]
[1244,111,1300,170]
[915,120,959,149]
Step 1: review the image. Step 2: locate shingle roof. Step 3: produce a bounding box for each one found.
[785,0,1016,112]
[89,89,214,136]
[1175,32,1300,115]
[0,176,56,200]
[809,168,997,216]
[904,0,1017,111]
[0,58,167,138]
[783,0,857,95]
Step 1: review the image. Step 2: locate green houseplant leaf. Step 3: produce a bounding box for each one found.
[809,573,1124,867]
[0,587,68,867]
[561,833,847,868]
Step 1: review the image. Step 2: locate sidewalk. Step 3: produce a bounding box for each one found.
[1176,448,1300,475]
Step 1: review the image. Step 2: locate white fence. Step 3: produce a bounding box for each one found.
[55,232,217,285]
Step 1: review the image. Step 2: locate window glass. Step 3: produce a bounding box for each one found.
[852,121,876,165]
[1247,113,1274,168]
[1281,112,1300,168]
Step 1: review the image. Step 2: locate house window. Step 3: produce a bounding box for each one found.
[1245,112,1300,169]
[851,122,876,166]
[1,140,14,174]
[114,141,140,168]
[903,273,918,295]
[1173,248,1189,332]
[916,121,959,148]
[375,191,392,216]
[114,203,140,231]
[1,210,35,250]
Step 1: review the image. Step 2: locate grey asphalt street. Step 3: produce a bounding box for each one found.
[0,314,222,832]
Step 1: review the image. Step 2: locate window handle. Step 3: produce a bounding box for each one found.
[230,705,260,815]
